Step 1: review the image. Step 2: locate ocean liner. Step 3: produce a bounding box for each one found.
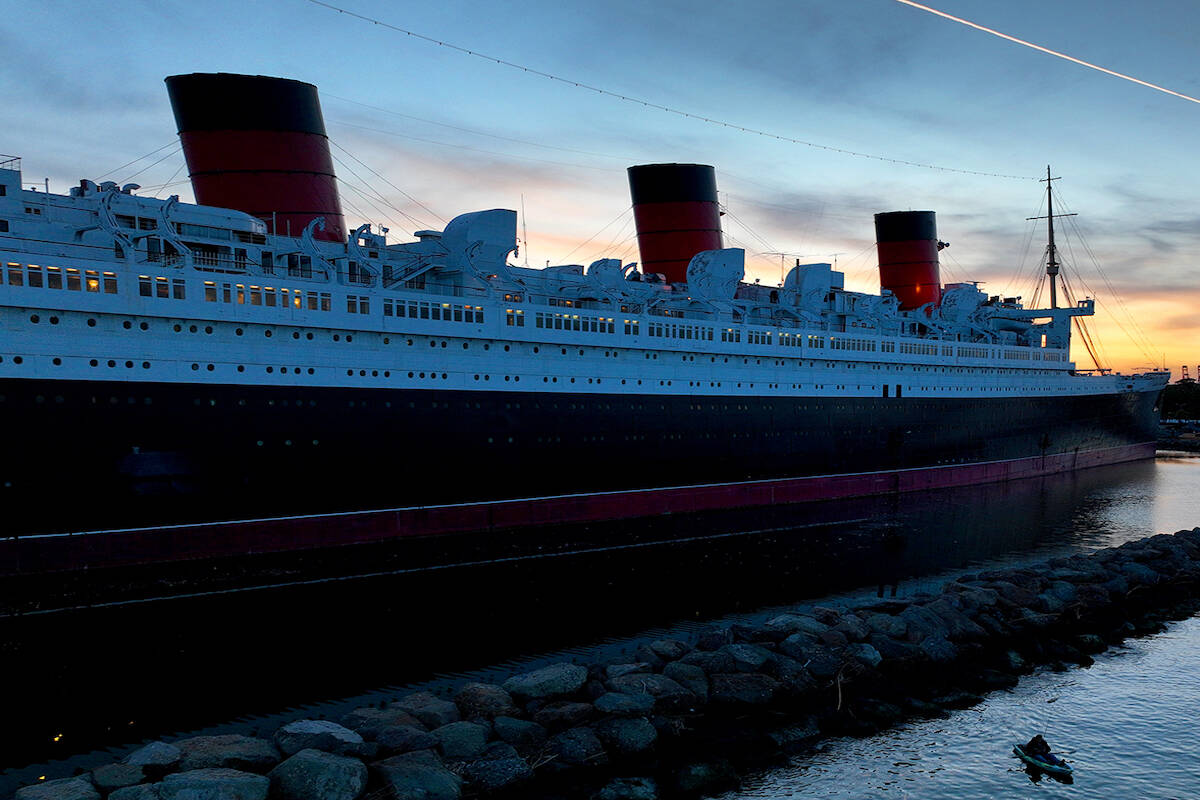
[0,73,1167,554]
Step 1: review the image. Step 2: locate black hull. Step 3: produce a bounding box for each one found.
[1,378,1161,535]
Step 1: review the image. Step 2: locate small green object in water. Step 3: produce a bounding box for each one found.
[1013,743,1074,776]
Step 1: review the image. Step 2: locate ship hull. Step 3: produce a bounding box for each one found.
[1,376,1161,538]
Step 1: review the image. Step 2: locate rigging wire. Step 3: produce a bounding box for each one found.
[96,141,181,182]
[556,206,633,265]
[304,0,1036,181]
[586,211,637,265]
[329,139,444,224]
[118,146,183,184]
[334,175,410,235]
[328,147,432,230]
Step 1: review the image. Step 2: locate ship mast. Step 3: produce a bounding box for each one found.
[1027,165,1075,309]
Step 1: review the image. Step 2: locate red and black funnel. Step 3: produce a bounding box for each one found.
[165,73,346,241]
[628,163,723,284]
[875,210,942,310]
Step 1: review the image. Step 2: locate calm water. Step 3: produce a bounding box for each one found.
[720,615,1200,799]
[2,455,1197,795]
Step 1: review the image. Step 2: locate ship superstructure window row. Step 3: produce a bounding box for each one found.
[535,312,615,334]
[385,298,485,323]
[7,262,115,293]
[138,275,187,300]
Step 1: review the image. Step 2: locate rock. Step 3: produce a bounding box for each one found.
[1074,633,1108,654]
[632,644,667,670]
[648,639,691,661]
[1120,561,1162,587]
[267,749,367,800]
[374,725,438,756]
[777,632,823,661]
[662,662,709,702]
[766,654,817,697]
[91,764,145,792]
[1035,590,1067,615]
[605,662,652,680]
[109,786,161,800]
[844,642,882,670]
[779,642,841,680]
[607,674,695,711]
[158,768,270,800]
[372,749,461,800]
[392,692,460,730]
[126,742,182,770]
[273,720,364,757]
[867,633,923,665]
[492,716,548,755]
[972,669,1019,691]
[14,777,100,800]
[594,692,656,717]
[833,615,871,642]
[767,717,821,751]
[1044,580,1079,606]
[695,626,735,651]
[673,760,736,796]
[1104,575,1132,596]
[989,580,1038,608]
[860,612,907,639]
[709,673,781,707]
[679,650,735,675]
[923,599,987,640]
[903,698,950,719]
[719,643,774,672]
[548,726,607,766]
[898,605,950,643]
[175,735,281,773]
[770,614,829,640]
[595,717,658,755]
[593,776,658,800]
[1002,649,1026,671]
[339,707,425,739]
[462,742,532,791]
[430,721,490,760]
[533,700,595,730]
[502,663,588,701]
[919,635,958,663]
[454,683,518,721]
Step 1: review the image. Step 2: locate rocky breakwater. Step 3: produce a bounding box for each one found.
[14,528,1200,800]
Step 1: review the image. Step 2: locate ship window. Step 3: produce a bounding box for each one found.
[264,287,276,306]
[249,285,262,305]
[46,266,61,289]
[0,220,7,233]
[66,268,81,291]
[27,265,43,288]
[358,295,367,313]
[85,270,100,292]
[262,251,273,272]
[383,299,393,317]
[0,185,5,196]
[139,275,152,296]
[222,284,232,303]
[204,281,217,301]
[156,277,170,298]
[236,283,246,304]
[173,279,186,300]
[420,303,430,319]
[292,290,302,309]
[307,292,318,311]
[6,263,22,286]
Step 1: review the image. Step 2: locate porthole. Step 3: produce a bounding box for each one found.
[205,326,213,334]
[347,369,354,376]
[235,328,243,336]
[440,341,446,348]
[52,357,61,366]
[533,346,539,353]
[49,316,59,325]
[123,320,131,329]
[382,370,388,377]
[383,337,390,344]
[360,370,366,376]
[190,325,198,333]
[306,332,313,340]
[142,362,150,369]
[89,359,97,367]
[333,334,340,342]
[483,343,490,350]
[174,324,182,332]
[30,314,40,324]
[265,330,273,338]
[462,343,469,349]
[419,372,425,378]
[308,368,315,375]
[268,367,275,374]
[293,332,300,340]
[125,361,133,368]
[409,372,415,378]
[191,363,199,371]
[407,339,413,346]
[430,341,436,348]
[346,335,353,343]
[237,365,245,373]
[371,370,378,377]
[140,322,149,331]
[88,318,96,327]
[206,364,214,371]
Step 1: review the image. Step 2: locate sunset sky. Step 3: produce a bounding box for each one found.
[3,0,1197,374]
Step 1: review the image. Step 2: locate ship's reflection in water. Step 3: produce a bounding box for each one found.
[1,457,1197,790]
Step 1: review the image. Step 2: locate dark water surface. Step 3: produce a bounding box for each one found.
[2,455,1197,794]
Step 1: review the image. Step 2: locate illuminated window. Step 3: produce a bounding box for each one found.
[139,275,152,297]
[66,268,81,291]
[85,270,100,292]
[307,292,318,311]
[103,271,118,293]
[204,281,217,302]
[264,287,276,307]
[27,265,43,288]
[347,296,358,314]
[250,285,262,306]
[222,284,232,303]
[320,292,331,312]
[46,266,62,289]
[7,263,23,286]
[292,290,302,309]
[236,284,246,304]
[172,279,186,300]
[156,277,169,298]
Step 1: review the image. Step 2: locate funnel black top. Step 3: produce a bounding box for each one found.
[165,73,327,136]
[627,164,718,205]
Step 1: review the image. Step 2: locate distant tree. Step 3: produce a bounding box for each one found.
[1162,382,1200,420]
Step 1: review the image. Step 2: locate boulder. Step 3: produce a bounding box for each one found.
[679,650,735,675]
[818,628,849,648]
[461,742,532,791]
[430,721,490,760]
[492,716,548,755]
[158,768,269,800]
[898,605,950,643]
[647,639,691,661]
[593,776,658,800]
[453,683,518,721]
[672,760,737,796]
[175,735,280,773]
[832,615,870,642]
[860,612,907,639]
[695,626,735,651]
[374,724,438,756]
[709,673,781,707]
[766,717,820,751]
[594,692,656,717]
[14,777,100,800]
[126,742,182,770]
[268,749,367,800]
[662,662,709,702]
[844,642,883,670]
[392,692,460,730]
[605,662,653,680]
[533,700,595,730]
[91,764,145,793]
[867,633,923,665]
[339,707,425,739]
[109,787,161,800]
[777,633,823,661]
[372,749,461,800]
[719,643,774,673]
[923,599,987,641]
[632,644,667,670]
[1120,561,1162,587]
[502,663,588,701]
[273,720,363,757]
[595,717,658,755]
[606,674,695,711]
[919,636,958,663]
[1074,633,1108,654]
[766,654,817,697]
[548,726,607,766]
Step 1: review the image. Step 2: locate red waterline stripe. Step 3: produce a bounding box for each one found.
[0,443,1155,576]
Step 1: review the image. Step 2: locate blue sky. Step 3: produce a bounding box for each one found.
[3,0,1197,371]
